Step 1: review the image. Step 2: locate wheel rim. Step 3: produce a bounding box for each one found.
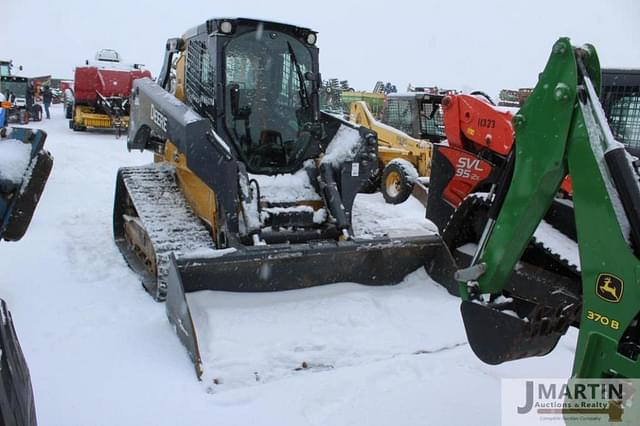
[384,170,402,198]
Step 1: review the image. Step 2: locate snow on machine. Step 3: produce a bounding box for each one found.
[454,38,639,380]
[112,18,452,379]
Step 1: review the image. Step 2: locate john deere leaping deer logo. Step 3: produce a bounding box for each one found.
[596,274,624,303]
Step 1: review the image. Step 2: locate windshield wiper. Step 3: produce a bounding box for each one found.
[287,42,310,110]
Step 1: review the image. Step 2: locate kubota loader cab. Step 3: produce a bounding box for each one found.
[114,18,447,379]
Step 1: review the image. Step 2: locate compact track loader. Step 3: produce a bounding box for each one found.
[454,38,639,379]
[113,18,448,377]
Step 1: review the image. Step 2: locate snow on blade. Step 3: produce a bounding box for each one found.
[321,124,361,166]
[0,139,32,184]
[185,268,465,391]
[182,247,237,259]
[352,193,438,238]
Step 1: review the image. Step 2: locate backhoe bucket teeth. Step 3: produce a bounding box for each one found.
[460,299,576,365]
[166,234,449,377]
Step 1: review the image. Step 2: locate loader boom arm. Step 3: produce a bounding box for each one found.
[457,38,640,378]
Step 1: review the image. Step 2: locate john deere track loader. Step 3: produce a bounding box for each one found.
[453,38,639,379]
[113,18,448,377]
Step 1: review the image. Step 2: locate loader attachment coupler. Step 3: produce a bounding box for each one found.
[461,295,579,365]
[166,234,448,378]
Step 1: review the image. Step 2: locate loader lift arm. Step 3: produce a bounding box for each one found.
[456,38,640,378]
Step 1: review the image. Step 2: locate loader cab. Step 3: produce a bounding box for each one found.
[0,76,28,107]
[601,69,640,156]
[382,93,446,142]
[0,61,11,78]
[179,18,321,174]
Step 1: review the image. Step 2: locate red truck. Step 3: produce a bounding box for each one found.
[69,49,151,135]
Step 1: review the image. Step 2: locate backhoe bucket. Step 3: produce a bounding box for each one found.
[460,298,576,365]
[166,234,449,378]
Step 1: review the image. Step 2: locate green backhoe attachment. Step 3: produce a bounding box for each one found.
[456,38,639,378]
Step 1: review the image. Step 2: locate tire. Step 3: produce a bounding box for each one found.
[380,160,417,204]
[71,122,86,132]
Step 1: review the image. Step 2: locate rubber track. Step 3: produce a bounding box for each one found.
[120,164,215,296]
[442,194,580,275]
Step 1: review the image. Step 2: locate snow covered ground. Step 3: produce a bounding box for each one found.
[0,104,578,425]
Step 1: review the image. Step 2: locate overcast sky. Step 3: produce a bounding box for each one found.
[2,0,638,96]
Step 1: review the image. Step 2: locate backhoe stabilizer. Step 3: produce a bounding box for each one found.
[165,234,448,378]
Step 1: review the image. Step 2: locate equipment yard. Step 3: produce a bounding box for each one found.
[0,104,579,425]
[2,3,639,426]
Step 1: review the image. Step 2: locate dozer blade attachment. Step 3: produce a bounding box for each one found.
[166,234,449,378]
[460,297,578,365]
